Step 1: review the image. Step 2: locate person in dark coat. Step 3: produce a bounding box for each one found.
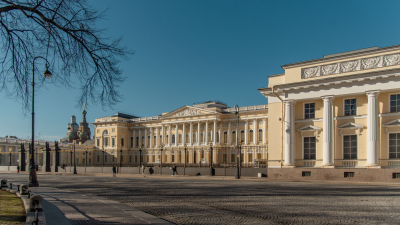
[112,165,116,177]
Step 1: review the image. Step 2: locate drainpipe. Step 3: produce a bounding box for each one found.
[271,86,285,178]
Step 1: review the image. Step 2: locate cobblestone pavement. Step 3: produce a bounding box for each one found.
[2,173,400,225]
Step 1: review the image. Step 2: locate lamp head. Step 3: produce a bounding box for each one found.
[43,68,52,79]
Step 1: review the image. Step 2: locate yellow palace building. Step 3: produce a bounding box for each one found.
[93,101,268,170]
[259,45,400,180]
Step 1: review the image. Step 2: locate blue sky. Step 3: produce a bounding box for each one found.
[1,0,400,141]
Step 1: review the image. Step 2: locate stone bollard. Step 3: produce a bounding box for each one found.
[0,180,7,187]
[20,184,29,195]
[28,195,43,212]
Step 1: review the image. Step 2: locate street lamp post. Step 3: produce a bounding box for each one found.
[29,56,52,187]
[160,144,163,175]
[73,142,77,174]
[184,144,187,175]
[85,147,88,173]
[139,144,142,169]
[120,148,122,174]
[210,142,213,176]
[9,152,11,167]
[70,147,72,173]
[102,146,105,173]
[235,105,240,179]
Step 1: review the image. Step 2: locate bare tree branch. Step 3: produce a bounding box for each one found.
[0,0,133,112]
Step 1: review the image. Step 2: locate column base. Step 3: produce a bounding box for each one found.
[366,164,381,168]
[321,163,335,168]
[282,165,296,168]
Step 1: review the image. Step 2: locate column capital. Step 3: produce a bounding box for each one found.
[321,95,335,101]
[283,99,295,104]
[366,90,380,97]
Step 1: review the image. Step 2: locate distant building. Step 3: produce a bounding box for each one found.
[67,107,91,143]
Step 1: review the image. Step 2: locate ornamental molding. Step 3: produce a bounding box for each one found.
[302,53,400,79]
[172,109,205,117]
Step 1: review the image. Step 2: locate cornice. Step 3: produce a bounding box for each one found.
[282,44,400,69]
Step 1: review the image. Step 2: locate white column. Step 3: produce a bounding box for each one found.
[213,120,217,145]
[168,124,172,147]
[150,128,153,148]
[284,100,295,166]
[175,123,178,146]
[253,119,257,144]
[138,129,141,147]
[322,96,334,167]
[263,118,267,145]
[161,125,165,145]
[190,122,193,146]
[205,121,209,144]
[219,121,222,144]
[182,122,186,145]
[197,121,201,145]
[144,128,147,148]
[155,127,159,147]
[228,122,231,145]
[245,120,248,145]
[366,91,380,167]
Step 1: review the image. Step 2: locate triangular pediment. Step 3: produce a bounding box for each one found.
[338,122,364,129]
[162,106,216,118]
[298,125,321,132]
[383,119,400,127]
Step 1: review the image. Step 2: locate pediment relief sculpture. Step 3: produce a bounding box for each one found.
[172,109,205,117]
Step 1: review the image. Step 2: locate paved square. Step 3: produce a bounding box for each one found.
[2,173,400,224]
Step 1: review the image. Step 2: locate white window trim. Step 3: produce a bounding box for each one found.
[343,97,357,116]
[303,102,316,120]
[302,135,317,160]
[389,93,400,113]
[387,131,400,159]
[342,133,359,160]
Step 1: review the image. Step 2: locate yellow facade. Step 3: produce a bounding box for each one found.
[259,45,400,170]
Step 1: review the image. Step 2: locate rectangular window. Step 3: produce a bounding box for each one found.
[224,132,227,143]
[302,171,311,177]
[258,130,263,142]
[112,138,115,147]
[343,135,357,159]
[240,153,244,163]
[344,99,357,116]
[304,137,316,160]
[121,138,124,147]
[146,155,149,162]
[97,129,99,133]
[129,155,132,162]
[389,133,400,159]
[104,138,109,146]
[390,94,400,112]
[121,156,124,163]
[152,155,155,162]
[231,154,235,163]
[172,155,175,162]
[304,103,315,119]
[112,128,115,132]
[257,153,262,159]
[344,172,354,178]
[248,153,253,162]
[97,139,100,147]
[89,159,91,164]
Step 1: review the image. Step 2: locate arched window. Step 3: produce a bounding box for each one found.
[200,133,204,143]
[135,137,139,147]
[147,136,150,146]
[153,136,156,145]
[224,131,228,143]
[240,130,245,143]
[186,133,190,143]
[179,134,182,143]
[166,135,168,144]
[102,130,109,135]
[130,137,133,147]
[141,136,145,146]
[216,132,219,143]
[208,132,212,142]
[193,133,197,143]
[258,129,263,142]
[250,130,254,142]
[232,131,236,143]
[172,134,176,144]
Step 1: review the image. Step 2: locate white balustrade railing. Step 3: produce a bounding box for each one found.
[388,160,400,167]
[342,160,358,167]
[302,160,316,167]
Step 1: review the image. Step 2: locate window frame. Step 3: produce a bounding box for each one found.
[388,132,400,159]
[342,134,358,160]
[344,98,357,116]
[303,102,316,119]
[303,136,316,160]
[389,93,400,113]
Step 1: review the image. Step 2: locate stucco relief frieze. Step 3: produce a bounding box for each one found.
[173,109,204,117]
[301,53,400,79]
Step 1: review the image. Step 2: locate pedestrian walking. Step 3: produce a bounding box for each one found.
[112,165,116,177]
[17,165,20,173]
[141,165,145,175]
[172,165,178,176]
